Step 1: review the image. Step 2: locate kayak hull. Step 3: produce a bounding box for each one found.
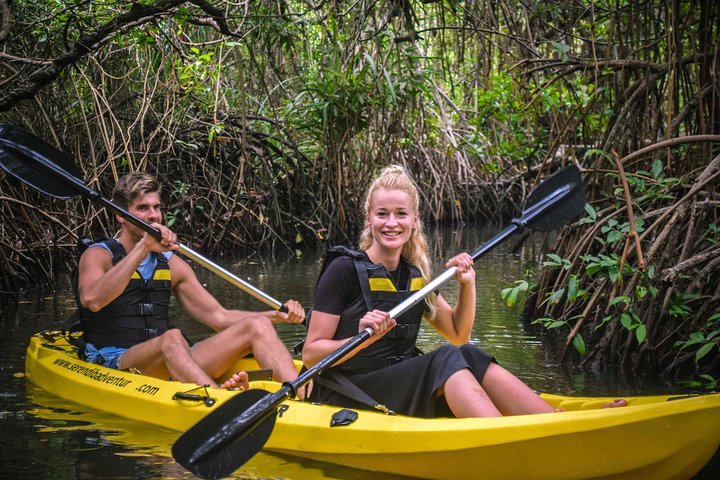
[25,331,720,480]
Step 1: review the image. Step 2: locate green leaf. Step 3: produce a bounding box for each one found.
[579,203,598,225]
[546,288,566,305]
[583,148,611,161]
[607,230,623,243]
[501,287,519,307]
[695,343,716,363]
[651,159,663,179]
[609,296,631,307]
[620,312,632,329]
[572,333,586,355]
[636,324,647,344]
[567,275,580,302]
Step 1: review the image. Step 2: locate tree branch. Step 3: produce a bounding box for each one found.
[0,0,190,112]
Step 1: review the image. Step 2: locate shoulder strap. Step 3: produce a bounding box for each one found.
[98,238,127,265]
[321,246,374,311]
[317,246,364,280]
[350,256,374,312]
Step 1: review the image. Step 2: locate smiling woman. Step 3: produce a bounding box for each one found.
[301,164,560,419]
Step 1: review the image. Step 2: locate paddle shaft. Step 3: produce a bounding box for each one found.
[2,136,285,311]
[86,194,288,310]
[97,194,287,311]
[386,181,573,319]
[187,179,577,464]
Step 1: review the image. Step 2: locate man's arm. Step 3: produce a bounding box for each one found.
[78,224,177,312]
[78,243,149,312]
[170,256,305,331]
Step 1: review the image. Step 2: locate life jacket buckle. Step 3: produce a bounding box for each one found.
[138,303,154,315]
[384,355,406,367]
[393,324,409,335]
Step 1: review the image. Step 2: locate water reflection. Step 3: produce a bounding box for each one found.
[24,384,410,480]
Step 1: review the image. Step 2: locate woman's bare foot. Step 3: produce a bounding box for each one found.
[219,371,249,390]
[602,399,628,408]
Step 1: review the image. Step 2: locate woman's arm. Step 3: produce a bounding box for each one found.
[302,309,396,368]
[429,252,476,345]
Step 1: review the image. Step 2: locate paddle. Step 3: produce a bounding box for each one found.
[0,124,286,312]
[171,164,587,480]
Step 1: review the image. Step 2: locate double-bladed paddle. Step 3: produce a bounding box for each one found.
[171,164,587,480]
[0,124,286,312]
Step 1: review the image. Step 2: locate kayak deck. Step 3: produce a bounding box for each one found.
[25,331,720,480]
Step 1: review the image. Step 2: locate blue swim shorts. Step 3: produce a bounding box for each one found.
[85,343,127,370]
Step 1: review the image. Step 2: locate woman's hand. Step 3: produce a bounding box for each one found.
[446,252,475,286]
[359,310,396,345]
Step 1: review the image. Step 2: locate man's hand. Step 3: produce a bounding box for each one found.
[141,223,178,252]
[271,299,305,324]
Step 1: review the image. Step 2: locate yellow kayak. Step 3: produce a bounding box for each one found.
[25,331,720,480]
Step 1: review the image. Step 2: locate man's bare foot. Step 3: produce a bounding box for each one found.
[219,371,249,390]
[602,399,627,408]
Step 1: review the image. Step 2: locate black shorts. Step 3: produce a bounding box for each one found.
[310,343,495,418]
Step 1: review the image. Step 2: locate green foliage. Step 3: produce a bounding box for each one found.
[702,223,720,246]
[294,61,374,138]
[534,245,658,353]
[500,280,533,307]
[619,311,647,344]
[532,315,587,355]
[543,253,572,270]
[667,292,701,319]
[468,72,571,169]
[679,374,719,390]
[581,253,623,283]
[674,313,720,364]
[175,46,217,98]
[621,160,681,206]
[595,218,646,246]
[578,203,598,225]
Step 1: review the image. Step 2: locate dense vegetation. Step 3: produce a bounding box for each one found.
[0,1,717,382]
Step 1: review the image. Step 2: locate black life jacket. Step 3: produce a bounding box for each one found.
[324,246,427,375]
[74,238,173,349]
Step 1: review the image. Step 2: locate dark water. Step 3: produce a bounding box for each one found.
[1,225,718,478]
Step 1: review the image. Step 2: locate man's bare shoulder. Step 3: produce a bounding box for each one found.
[167,253,198,282]
[79,244,114,268]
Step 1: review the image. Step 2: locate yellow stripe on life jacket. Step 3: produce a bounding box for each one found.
[154,269,171,281]
[129,268,171,281]
[369,278,397,292]
[368,277,425,292]
[410,277,425,291]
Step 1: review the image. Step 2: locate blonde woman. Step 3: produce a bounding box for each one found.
[302,165,561,418]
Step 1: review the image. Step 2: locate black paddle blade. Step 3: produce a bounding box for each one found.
[522,164,586,232]
[0,124,84,199]
[172,389,278,480]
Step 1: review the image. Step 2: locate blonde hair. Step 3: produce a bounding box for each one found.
[359,164,438,321]
[112,172,162,209]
